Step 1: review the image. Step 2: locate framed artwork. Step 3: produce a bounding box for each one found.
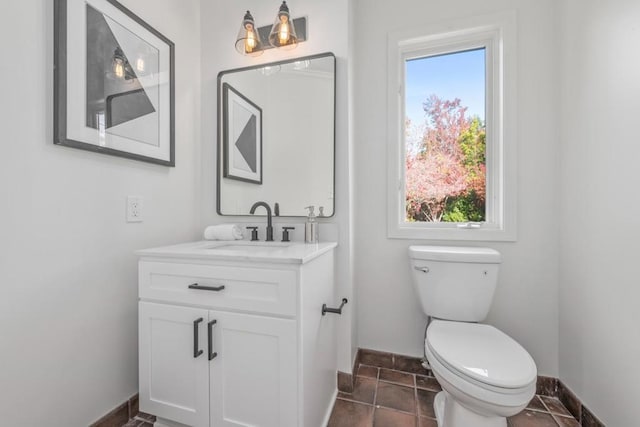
[222,83,263,184]
[54,0,175,166]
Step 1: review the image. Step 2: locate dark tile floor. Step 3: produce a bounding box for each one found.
[327,364,581,427]
[122,412,155,427]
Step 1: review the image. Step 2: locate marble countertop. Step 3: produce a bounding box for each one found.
[136,240,338,265]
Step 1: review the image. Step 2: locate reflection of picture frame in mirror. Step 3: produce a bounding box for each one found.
[217,52,335,216]
[222,83,263,184]
[54,0,175,166]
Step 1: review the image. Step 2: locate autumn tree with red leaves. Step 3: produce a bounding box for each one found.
[405,95,486,222]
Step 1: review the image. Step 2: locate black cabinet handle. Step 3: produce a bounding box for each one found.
[188,283,226,292]
[208,319,218,361]
[193,318,204,358]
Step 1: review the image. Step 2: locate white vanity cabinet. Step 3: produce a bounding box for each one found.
[137,241,338,427]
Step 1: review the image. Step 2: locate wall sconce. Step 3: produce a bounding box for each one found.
[112,47,127,78]
[268,1,298,49]
[235,11,264,56]
[235,1,307,56]
[111,46,136,80]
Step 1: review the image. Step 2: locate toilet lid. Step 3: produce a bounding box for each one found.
[427,321,537,389]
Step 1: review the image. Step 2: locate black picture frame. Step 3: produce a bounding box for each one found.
[222,83,263,184]
[54,0,175,166]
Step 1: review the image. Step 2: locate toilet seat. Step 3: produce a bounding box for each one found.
[426,320,537,391]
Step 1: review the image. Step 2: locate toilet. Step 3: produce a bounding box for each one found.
[409,246,537,427]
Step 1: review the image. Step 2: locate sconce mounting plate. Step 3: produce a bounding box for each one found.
[257,17,307,51]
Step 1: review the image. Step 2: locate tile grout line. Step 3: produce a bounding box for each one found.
[551,413,566,427]
[539,395,553,413]
[413,372,419,422]
[539,395,576,421]
[371,365,380,426]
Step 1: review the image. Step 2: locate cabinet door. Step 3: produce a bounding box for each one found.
[209,311,297,427]
[139,302,210,427]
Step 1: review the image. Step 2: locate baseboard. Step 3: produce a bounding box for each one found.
[89,393,156,427]
[336,347,363,393]
[537,376,606,427]
[321,388,339,427]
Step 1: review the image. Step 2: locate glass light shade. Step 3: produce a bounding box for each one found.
[268,1,298,49]
[235,11,264,56]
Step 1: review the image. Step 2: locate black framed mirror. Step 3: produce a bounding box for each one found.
[217,52,335,217]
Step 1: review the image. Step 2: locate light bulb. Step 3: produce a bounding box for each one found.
[278,17,290,44]
[114,60,125,79]
[136,57,145,73]
[245,25,257,53]
[112,47,127,79]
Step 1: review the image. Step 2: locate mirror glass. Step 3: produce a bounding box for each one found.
[217,53,335,217]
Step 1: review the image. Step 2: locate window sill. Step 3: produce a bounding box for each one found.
[388,224,516,242]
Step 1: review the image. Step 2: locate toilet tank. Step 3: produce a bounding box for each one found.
[409,246,502,322]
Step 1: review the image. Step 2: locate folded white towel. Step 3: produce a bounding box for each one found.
[203,224,244,241]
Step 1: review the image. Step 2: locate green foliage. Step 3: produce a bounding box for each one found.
[441,206,466,222]
[442,190,485,222]
[459,117,486,168]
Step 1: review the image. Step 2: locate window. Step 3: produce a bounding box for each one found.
[387,13,517,241]
[405,48,486,223]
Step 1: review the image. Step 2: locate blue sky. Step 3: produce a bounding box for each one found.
[405,48,485,126]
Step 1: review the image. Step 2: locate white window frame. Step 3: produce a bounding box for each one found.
[387,12,517,241]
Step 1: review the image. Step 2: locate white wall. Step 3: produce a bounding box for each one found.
[352,0,561,376]
[199,0,356,372]
[0,1,201,425]
[559,0,640,424]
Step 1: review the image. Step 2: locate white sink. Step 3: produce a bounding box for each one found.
[205,241,291,252]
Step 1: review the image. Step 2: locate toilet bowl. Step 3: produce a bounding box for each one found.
[408,246,538,427]
[424,320,536,427]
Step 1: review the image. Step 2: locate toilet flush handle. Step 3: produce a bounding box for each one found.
[414,266,430,273]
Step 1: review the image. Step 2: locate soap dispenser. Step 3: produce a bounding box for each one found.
[304,206,318,243]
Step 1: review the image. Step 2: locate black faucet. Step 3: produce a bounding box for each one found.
[249,201,274,241]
